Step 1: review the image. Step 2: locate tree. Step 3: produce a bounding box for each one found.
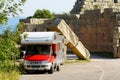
[0,0,26,25]
[0,28,20,72]
[0,29,19,60]
[29,9,55,19]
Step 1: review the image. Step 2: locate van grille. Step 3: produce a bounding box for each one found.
[30,61,41,64]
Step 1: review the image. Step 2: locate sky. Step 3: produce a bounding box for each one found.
[0,0,77,34]
[19,0,76,17]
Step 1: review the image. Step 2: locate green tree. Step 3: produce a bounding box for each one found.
[29,9,55,19]
[0,34,18,61]
[0,29,22,80]
[0,1,26,79]
[0,0,26,25]
[0,28,20,71]
[0,23,24,61]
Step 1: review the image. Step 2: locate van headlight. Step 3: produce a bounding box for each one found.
[41,60,49,64]
[24,60,30,65]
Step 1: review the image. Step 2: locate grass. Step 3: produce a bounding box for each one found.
[0,70,20,80]
[65,59,90,64]
[0,60,20,80]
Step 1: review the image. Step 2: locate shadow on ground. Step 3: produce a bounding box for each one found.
[24,70,53,75]
[67,52,114,60]
[90,52,114,59]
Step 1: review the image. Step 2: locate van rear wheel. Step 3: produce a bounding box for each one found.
[56,64,60,71]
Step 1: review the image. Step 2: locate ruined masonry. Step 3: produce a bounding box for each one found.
[57,0,120,58]
[113,27,120,57]
[71,0,120,14]
[20,0,120,58]
[20,19,90,59]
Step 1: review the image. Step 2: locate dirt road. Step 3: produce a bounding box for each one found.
[20,58,120,80]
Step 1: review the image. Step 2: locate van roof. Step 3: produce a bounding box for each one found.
[21,32,58,44]
[23,32,57,37]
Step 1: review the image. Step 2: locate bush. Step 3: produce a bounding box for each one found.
[0,28,19,61]
[0,28,21,80]
[0,70,19,80]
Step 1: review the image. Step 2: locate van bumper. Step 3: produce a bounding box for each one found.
[24,63,52,71]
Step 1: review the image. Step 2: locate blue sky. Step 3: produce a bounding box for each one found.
[19,0,76,17]
[0,0,76,34]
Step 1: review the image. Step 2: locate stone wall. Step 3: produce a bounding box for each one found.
[56,8,116,52]
[20,9,117,53]
[71,0,120,14]
[20,18,49,24]
[20,0,120,56]
[20,19,53,32]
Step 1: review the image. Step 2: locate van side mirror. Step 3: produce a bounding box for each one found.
[20,51,26,58]
[52,52,56,57]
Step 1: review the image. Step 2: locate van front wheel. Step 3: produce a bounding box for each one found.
[48,65,54,74]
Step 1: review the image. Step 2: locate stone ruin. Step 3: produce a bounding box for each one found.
[20,0,120,58]
[71,0,120,14]
[56,0,120,58]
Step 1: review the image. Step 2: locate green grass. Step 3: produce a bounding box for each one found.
[0,70,20,80]
[0,60,20,80]
[65,59,90,64]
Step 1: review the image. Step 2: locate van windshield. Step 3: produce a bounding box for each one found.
[26,45,50,55]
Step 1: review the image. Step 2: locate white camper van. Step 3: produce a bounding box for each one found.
[21,32,66,74]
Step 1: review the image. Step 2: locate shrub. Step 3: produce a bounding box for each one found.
[0,28,21,80]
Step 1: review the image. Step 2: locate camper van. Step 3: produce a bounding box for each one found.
[21,32,66,74]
